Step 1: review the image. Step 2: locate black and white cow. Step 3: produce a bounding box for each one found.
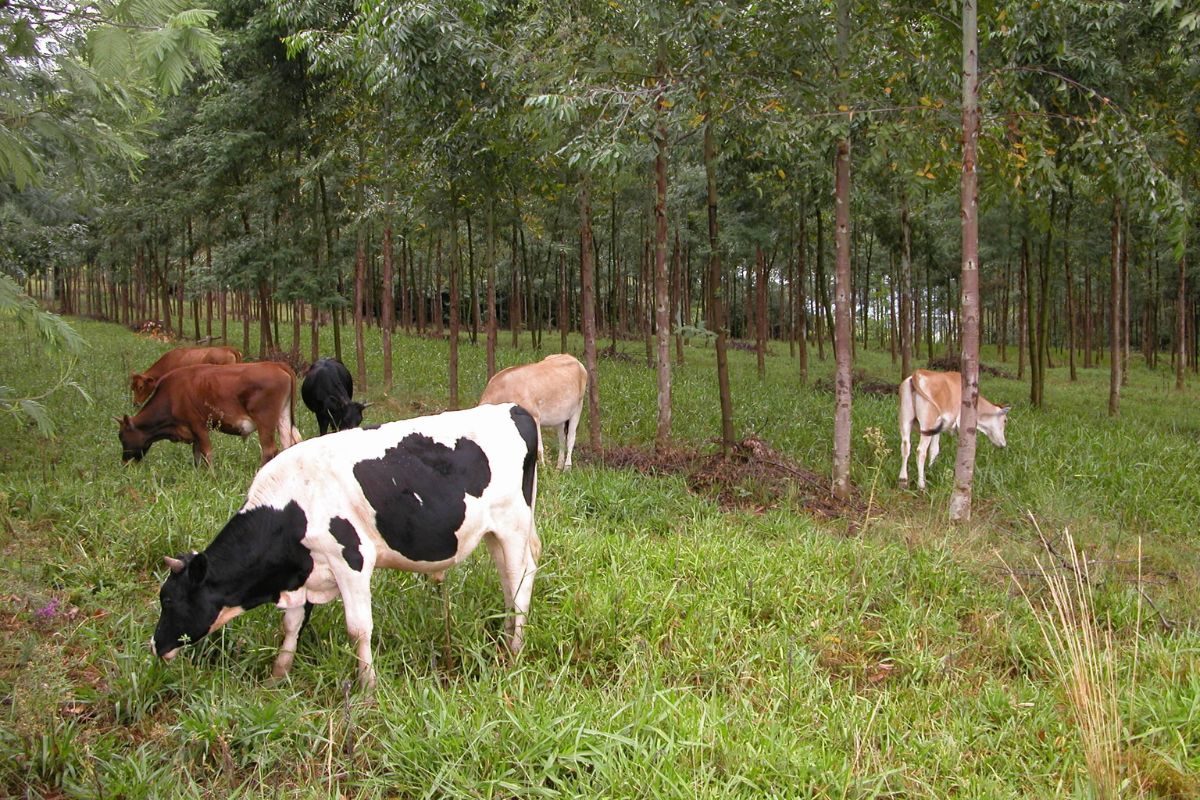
[301,358,367,435]
[151,403,540,688]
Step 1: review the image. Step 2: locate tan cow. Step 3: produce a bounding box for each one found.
[898,369,1010,489]
[130,346,242,405]
[479,353,588,469]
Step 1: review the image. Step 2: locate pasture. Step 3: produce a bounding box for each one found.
[1,317,1198,798]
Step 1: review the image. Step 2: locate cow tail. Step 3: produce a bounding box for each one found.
[286,371,302,447]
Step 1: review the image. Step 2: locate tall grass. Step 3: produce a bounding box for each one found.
[1,317,1198,797]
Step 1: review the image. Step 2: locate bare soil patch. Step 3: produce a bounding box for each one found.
[580,436,864,522]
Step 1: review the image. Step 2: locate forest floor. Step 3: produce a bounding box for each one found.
[1,316,1198,798]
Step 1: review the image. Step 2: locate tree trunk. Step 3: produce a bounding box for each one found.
[704,119,736,456]
[1109,198,1122,416]
[756,246,768,379]
[1065,189,1077,382]
[949,0,980,522]
[653,74,672,452]
[899,189,913,380]
[830,0,853,501]
[580,180,602,453]
[382,212,395,391]
[487,199,498,379]
[354,229,367,390]
[449,213,461,410]
[797,208,809,384]
[1177,216,1187,390]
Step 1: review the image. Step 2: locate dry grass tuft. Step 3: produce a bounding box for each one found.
[1006,523,1140,800]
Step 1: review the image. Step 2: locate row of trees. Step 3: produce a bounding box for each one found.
[4,0,1200,519]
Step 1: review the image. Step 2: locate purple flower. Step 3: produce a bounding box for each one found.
[35,598,60,619]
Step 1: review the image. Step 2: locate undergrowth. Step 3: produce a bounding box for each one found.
[0,316,1197,797]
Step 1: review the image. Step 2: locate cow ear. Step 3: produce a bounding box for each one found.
[164,555,187,573]
[186,552,208,583]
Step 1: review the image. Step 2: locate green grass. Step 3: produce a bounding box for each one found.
[1,315,1198,797]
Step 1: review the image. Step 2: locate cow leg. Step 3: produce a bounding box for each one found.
[484,524,537,654]
[898,422,912,489]
[916,434,933,489]
[192,430,213,467]
[928,432,942,467]
[337,574,377,689]
[561,405,582,470]
[271,603,309,680]
[257,426,279,465]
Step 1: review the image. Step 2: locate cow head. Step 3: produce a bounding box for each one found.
[151,553,223,660]
[978,405,1010,448]
[129,373,157,405]
[116,415,150,462]
[336,401,368,431]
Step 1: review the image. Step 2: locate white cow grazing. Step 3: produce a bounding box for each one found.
[152,403,540,689]
[898,369,1010,489]
[479,353,588,470]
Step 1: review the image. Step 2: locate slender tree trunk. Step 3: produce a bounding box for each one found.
[704,119,735,455]
[449,212,461,410]
[949,0,980,522]
[1065,189,1077,381]
[815,207,828,361]
[831,0,854,501]
[653,69,672,452]
[559,251,569,353]
[899,189,913,379]
[487,199,499,379]
[354,229,367,390]
[797,209,809,384]
[580,180,602,453]
[1109,198,1122,416]
[382,209,395,391]
[756,246,768,379]
[1177,216,1188,390]
[1122,216,1131,384]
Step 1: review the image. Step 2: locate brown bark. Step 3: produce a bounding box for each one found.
[831,138,854,500]
[653,80,672,452]
[449,215,461,410]
[1109,198,1122,416]
[704,119,735,456]
[899,190,913,380]
[382,216,395,390]
[949,0,980,522]
[580,181,602,453]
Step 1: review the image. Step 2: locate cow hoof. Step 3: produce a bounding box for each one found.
[898,479,908,490]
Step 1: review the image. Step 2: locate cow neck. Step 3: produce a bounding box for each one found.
[133,396,183,443]
[198,500,313,611]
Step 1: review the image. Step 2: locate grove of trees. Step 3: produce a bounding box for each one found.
[5,0,1200,513]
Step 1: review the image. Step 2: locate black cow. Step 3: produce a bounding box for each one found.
[151,403,540,689]
[301,358,366,435]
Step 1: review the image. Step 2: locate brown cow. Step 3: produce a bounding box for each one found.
[898,369,1010,489]
[117,362,301,466]
[479,353,588,469]
[130,346,242,405]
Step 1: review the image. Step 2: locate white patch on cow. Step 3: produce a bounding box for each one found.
[412,492,422,505]
[207,605,245,634]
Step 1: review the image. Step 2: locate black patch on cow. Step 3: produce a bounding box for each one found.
[510,405,538,507]
[329,516,363,571]
[153,501,313,656]
[211,501,314,610]
[352,433,490,562]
